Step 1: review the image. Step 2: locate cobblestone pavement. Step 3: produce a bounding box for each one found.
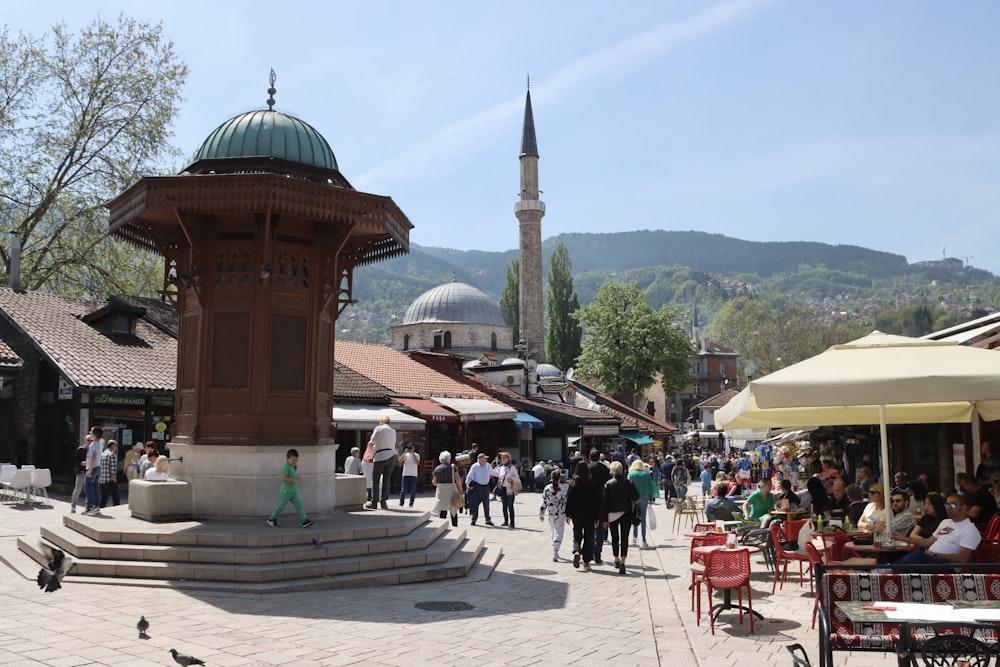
[0,491,890,666]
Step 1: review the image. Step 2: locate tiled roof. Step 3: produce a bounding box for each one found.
[692,389,740,409]
[0,336,21,367]
[333,361,390,401]
[571,379,677,436]
[464,372,619,425]
[334,341,495,400]
[0,289,176,391]
[113,295,179,337]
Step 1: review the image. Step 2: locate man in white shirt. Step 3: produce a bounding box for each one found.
[366,416,397,510]
[892,493,981,564]
[532,461,547,492]
[398,445,420,507]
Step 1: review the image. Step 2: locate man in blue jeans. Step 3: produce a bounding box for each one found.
[83,426,104,516]
[465,453,496,526]
[398,445,420,507]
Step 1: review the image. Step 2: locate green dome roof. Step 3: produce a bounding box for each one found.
[194,109,338,171]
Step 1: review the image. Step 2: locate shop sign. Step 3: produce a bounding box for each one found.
[151,396,174,407]
[58,379,74,400]
[582,426,619,436]
[94,393,146,407]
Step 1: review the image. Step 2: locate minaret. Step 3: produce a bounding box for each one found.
[515,82,546,362]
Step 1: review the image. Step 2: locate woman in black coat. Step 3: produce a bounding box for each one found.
[603,460,639,575]
[565,461,601,571]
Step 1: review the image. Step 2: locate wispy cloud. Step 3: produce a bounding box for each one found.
[353,0,773,189]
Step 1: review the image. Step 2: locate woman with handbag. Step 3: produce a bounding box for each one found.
[495,451,522,528]
[431,451,463,527]
[628,459,659,548]
[603,461,639,575]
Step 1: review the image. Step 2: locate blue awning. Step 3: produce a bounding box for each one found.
[619,431,655,446]
[513,411,545,429]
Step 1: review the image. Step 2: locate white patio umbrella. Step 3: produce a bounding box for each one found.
[716,331,1000,528]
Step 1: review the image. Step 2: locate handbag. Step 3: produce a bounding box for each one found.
[450,465,465,509]
[362,442,374,464]
[647,504,657,531]
[507,473,523,494]
[631,503,643,526]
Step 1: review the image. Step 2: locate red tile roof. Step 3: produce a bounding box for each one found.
[333,361,391,401]
[334,341,495,400]
[0,337,21,366]
[0,289,176,391]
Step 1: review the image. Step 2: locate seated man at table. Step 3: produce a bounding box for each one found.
[891,493,981,564]
[775,478,801,507]
[884,489,916,536]
[822,479,851,520]
[960,475,998,530]
[743,478,775,521]
[704,483,739,521]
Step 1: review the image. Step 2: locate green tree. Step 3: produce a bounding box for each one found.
[545,242,581,371]
[574,281,691,406]
[499,258,519,343]
[0,15,187,296]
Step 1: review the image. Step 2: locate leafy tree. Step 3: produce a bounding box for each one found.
[574,281,691,406]
[0,15,187,296]
[499,258,519,343]
[545,242,581,371]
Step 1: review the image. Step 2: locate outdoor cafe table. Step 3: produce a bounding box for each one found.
[843,540,916,564]
[693,545,763,621]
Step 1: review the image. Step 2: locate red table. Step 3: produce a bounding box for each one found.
[844,540,915,564]
[693,545,763,620]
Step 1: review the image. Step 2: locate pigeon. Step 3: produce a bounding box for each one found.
[137,615,149,638]
[36,545,73,593]
[312,537,324,548]
[169,648,206,666]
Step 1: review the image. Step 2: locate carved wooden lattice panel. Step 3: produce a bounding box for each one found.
[211,312,249,388]
[270,313,306,391]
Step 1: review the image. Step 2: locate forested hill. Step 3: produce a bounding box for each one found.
[348,229,999,341]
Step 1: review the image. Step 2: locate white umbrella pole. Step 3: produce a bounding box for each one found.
[972,405,982,475]
[880,405,894,532]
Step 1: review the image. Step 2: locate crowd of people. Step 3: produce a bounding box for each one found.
[69,427,172,516]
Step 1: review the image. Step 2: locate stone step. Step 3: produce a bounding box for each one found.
[38,519,448,565]
[19,524,468,584]
[16,533,491,594]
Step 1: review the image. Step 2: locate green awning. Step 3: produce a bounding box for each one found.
[620,431,655,446]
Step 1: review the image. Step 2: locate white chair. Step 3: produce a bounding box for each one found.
[5,469,33,504]
[29,468,51,503]
[0,464,16,502]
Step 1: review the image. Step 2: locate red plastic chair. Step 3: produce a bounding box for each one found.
[805,543,825,629]
[783,518,809,542]
[697,547,755,635]
[769,523,811,593]
[694,523,716,533]
[820,531,851,564]
[983,514,1000,540]
[690,532,728,610]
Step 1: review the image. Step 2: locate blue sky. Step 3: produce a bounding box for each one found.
[8,1,1000,273]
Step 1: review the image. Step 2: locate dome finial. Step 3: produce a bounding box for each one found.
[267,69,277,110]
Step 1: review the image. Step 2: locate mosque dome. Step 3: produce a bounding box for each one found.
[193,109,338,171]
[536,363,563,378]
[402,280,506,326]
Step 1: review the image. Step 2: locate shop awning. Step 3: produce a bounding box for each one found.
[513,411,545,429]
[619,431,655,446]
[332,405,426,431]
[431,397,517,422]
[684,430,723,440]
[392,397,458,423]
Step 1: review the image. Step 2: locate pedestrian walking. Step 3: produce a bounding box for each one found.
[266,448,314,528]
[565,461,601,571]
[539,469,567,561]
[604,461,639,575]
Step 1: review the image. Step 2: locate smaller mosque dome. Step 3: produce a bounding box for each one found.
[536,363,563,378]
[194,109,338,171]
[403,281,506,326]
